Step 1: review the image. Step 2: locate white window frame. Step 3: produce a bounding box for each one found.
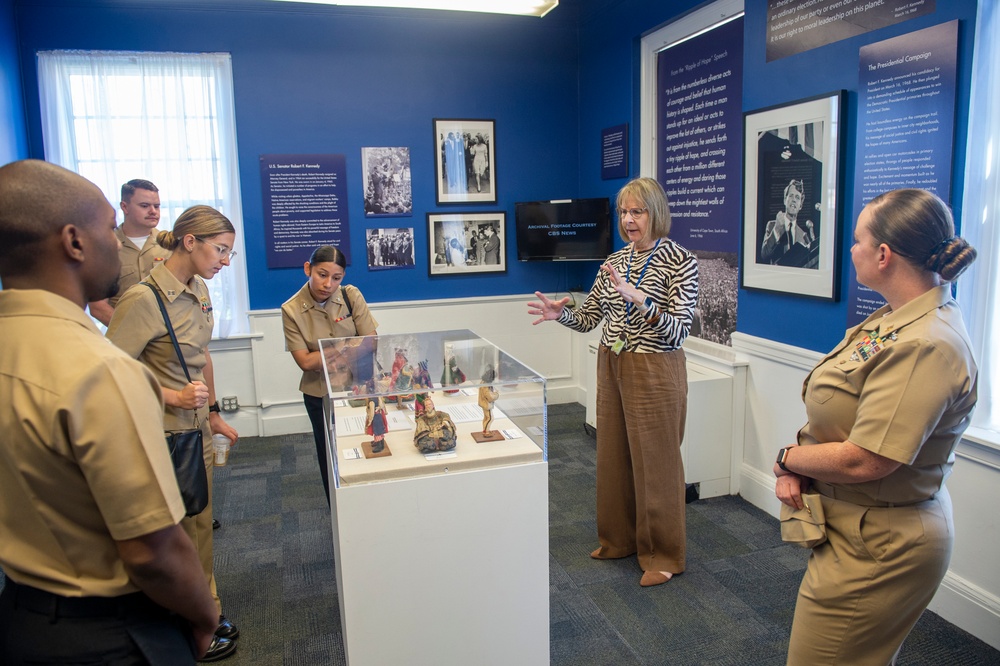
[36,50,249,338]
[957,1,1000,449]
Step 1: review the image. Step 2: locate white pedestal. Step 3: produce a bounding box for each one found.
[329,461,550,666]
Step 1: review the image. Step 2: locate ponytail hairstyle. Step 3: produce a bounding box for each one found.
[156,205,234,250]
[866,189,977,282]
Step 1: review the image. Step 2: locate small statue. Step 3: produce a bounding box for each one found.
[365,395,388,454]
[441,345,466,395]
[391,349,415,404]
[413,397,457,453]
[473,365,503,443]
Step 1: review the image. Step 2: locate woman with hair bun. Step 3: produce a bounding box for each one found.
[774,188,978,665]
[281,245,378,502]
[107,204,241,662]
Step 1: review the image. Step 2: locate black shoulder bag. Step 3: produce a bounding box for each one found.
[142,282,209,517]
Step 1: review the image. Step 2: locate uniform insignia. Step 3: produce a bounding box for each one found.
[853,330,897,361]
[201,298,213,315]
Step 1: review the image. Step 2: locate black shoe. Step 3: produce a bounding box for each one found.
[212,519,221,530]
[198,635,236,662]
[216,615,240,640]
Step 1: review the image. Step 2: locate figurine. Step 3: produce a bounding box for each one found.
[413,397,457,453]
[478,365,500,434]
[390,349,415,403]
[365,395,389,454]
[441,344,466,395]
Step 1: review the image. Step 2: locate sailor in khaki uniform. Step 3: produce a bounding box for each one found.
[88,179,170,325]
[281,245,378,500]
[774,190,978,666]
[0,159,218,663]
[106,205,241,662]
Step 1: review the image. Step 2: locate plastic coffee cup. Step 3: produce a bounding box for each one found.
[212,434,231,466]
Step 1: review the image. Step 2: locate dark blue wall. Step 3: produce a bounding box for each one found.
[1,0,27,164]
[9,0,983,352]
[13,0,599,309]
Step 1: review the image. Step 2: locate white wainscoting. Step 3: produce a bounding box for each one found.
[731,331,1000,650]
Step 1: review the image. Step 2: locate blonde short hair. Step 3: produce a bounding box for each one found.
[157,205,235,250]
[616,177,672,244]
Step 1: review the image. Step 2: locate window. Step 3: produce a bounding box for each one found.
[36,50,249,337]
[957,1,1000,443]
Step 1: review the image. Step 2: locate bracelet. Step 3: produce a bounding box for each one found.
[209,401,221,413]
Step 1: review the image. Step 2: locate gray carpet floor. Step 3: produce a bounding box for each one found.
[211,402,1000,665]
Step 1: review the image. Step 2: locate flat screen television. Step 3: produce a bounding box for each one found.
[515,198,613,261]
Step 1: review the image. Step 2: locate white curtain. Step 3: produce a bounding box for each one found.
[957,2,1000,438]
[36,50,249,337]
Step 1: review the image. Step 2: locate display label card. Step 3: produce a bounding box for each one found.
[343,448,363,460]
[423,450,458,460]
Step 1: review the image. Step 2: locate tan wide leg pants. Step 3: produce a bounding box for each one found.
[180,444,221,615]
[592,346,687,574]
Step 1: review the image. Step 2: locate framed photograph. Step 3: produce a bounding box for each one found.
[362,147,412,217]
[427,212,506,276]
[434,119,496,204]
[741,91,845,300]
[366,227,415,270]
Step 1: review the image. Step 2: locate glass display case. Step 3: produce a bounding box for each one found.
[319,329,547,488]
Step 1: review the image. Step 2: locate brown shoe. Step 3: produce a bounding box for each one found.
[640,571,673,587]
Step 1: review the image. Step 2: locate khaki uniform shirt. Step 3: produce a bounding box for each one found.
[0,289,184,597]
[106,262,214,436]
[110,227,170,307]
[800,285,977,504]
[281,283,378,397]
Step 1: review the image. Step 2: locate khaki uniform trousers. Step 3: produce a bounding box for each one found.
[180,441,220,615]
[592,346,687,574]
[787,488,953,665]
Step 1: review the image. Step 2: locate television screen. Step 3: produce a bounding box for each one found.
[515,198,613,261]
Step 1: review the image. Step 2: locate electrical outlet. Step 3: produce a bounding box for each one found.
[221,396,239,412]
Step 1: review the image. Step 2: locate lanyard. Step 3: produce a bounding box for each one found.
[624,238,660,320]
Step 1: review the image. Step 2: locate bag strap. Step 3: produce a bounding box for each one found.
[341,285,354,318]
[142,282,193,384]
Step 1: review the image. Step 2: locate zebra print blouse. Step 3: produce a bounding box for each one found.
[557,238,699,353]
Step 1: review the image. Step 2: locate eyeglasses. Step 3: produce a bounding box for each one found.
[618,207,648,219]
[196,237,237,260]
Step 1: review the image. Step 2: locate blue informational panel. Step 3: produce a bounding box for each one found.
[656,15,744,345]
[657,15,744,255]
[260,154,351,269]
[766,0,936,62]
[601,123,628,180]
[845,20,958,326]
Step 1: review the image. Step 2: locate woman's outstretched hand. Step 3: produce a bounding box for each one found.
[527,291,570,325]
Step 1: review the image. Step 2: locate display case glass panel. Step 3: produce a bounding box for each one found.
[320,329,547,488]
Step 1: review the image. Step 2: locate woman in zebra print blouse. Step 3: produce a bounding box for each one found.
[529,177,698,587]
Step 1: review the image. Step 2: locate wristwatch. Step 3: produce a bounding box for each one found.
[776,446,793,472]
[209,401,221,414]
[640,297,653,314]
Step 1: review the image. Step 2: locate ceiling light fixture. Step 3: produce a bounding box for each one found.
[270,0,558,18]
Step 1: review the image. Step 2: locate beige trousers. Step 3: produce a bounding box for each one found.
[787,489,953,665]
[180,447,221,615]
[592,346,687,574]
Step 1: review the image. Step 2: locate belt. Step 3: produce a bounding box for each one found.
[6,580,152,619]
[812,481,931,508]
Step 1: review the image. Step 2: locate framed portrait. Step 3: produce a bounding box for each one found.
[433,119,496,205]
[362,146,412,217]
[427,212,506,276]
[365,227,415,270]
[741,91,845,300]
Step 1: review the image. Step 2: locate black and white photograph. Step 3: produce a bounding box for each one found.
[741,91,844,300]
[366,227,415,270]
[362,146,412,216]
[433,119,496,205]
[428,212,506,276]
[691,250,738,346]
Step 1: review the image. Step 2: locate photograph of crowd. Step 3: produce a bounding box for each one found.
[434,119,496,204]
[691,250,738,346]
[427,212,506,276]
[366,227,415,270]
[362,146,412,216]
